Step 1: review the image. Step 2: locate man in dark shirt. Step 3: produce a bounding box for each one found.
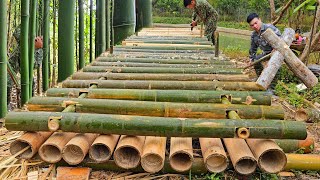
[247,13,281,77]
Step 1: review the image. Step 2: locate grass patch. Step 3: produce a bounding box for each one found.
[153,16,190,24]
[219,33,250,58]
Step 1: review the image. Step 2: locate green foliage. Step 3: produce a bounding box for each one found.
[293,0,317,13]
[205,173,224,180]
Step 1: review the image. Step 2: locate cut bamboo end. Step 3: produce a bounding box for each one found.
[10,132,53,159]
[62,133,98,165]
[298,136,314,153]
[114,136,146,169]
[89,134,120,163]
[234,157,257,175]
[169,137,194,172]
[39,132,76,163]
[141,137,167,173]
[258,149,287,173]
[237,128,250,139]
[295,109,308,122]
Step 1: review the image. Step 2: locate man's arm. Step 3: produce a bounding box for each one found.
[249,35,258,60]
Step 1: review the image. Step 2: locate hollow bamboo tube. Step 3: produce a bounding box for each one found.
[274,136,314,153]
[46,89,270,105]
[141,136,167,173]
[295,108,320,123]
[199,138,228,173]
[223,138,257,175]
[39,132,76,163]
[285,154,320,171]
[169,137,193,172]
[5,112,307,139]
[71,72,250,82]
[26,97,284,120]
[246,139,286,173]
[10,132,53,159]
[115,47,214,53]
[62,133,98,165]
[114,135,146,169]
[83,66,242,74]
[89,134,120,163]
[61,80,265,91]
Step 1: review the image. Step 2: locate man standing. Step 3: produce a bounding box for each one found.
[184,0,218,45]
[247,13,281,77]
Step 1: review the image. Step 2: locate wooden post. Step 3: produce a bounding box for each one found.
[257,28,295,89]
[261,28,318,88]
[214,31,219,57]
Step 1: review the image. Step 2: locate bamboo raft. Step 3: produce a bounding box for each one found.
[2,27,319,178]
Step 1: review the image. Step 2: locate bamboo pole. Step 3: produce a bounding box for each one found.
[28,0,37,97]
[274,136,315,153]
[284,154,320,171]
[83,66,243,74]
[246,139,286,173]
[89,134,120,163]
[39,132,76,163]
[0,0,7,117]
[169,137,193,172]
[42,0,50,91]
[141,136,167,173]
[114,135,146,169]
[122,39,212,45]
[71,72,250,81]
[62,133,98,165]
[199,138,228,173]
[261,28,318,88]
[118,44,214,50]
[26,97,284,120]
[91,62,235,68]
[5,112,307,139]
[61,80,265,91]
[295,108,320,123]
[46,89,271,105]
[21,0,30,104]
[113,48,214,54]
[214,31,219,57]
[10,132,53,159]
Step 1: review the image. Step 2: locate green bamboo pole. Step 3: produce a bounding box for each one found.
[83,66,242,74]
[27,97,283,119]
[120,45,214,51]
[284,154,320,171]
[106,0,110,50]
[5,112,306,139]
[78,0,85,69]
[91,62,235,68]
[115,48,214,53]
[28,0,37,97]
[61,80,265,91]
[110,0,114,54]
[123,40,212,45]
[275,137,314,153]
[21,0,30,105]
[42,0,49,91]
[71,72,250,82]
[46,89,271,105]
[58,0,75,82]
[0,0,7,117]
[96,0,106,56]
[89,0,93,62]
[96,57,233,65]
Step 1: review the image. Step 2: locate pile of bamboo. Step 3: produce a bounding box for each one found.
[4,27,319,176]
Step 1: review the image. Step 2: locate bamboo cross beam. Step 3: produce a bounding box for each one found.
[5,112,307,139]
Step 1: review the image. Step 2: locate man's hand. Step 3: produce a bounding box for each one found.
[191,20,197,27]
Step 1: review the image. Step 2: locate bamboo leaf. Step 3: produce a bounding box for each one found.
[306,5,316,10]
[293,0,316,13]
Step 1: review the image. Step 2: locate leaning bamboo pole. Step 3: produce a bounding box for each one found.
[82,66,242,74]
[71,72,250,81]
[141,136,167,173]
[114,135,146,169]
[199,138,228,173]
[89,134,120,163]
[46,89,271,105]
[246,139,286,173]
[274,137,314,153]
[26,97,284,120]
[10,132,53,159]
[62,133,98,165]
[5,112,307,139]
[284,154,320,171]
[91,62,235,68]
[61,80,265,91]
[169,137,193,172]
[39,132,76,163]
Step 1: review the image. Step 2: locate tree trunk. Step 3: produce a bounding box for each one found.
[269,0,276,22]
[257,28,295,89]
[261,28,318,88]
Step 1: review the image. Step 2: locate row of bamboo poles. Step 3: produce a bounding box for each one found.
[4,27,319,176]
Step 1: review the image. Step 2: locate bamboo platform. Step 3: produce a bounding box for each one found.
[1,26,318,179]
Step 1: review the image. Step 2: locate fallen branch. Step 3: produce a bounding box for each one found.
[243,54,271,70]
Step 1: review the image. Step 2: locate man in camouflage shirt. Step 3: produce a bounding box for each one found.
[7,26,43,108]
[247,13,281,77]
[184,0,219,44]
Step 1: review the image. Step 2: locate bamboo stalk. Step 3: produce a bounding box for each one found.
[141,136,167,173]
[61,80,265,91]
[169,137,193,172]
[10,132,53,159]
[39,132,76,163]
[46,89,271,105]
[114,135,146,169]
[5,112,307,139]
[246,139,286,173]
[295,108,320,123]
[62,133,98,165]
[91,62,235,68]
[89,134,120,163]
[274,136,315,153]
[26,97,284,120]
[199,138,228,173]
[285,154,320,171]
